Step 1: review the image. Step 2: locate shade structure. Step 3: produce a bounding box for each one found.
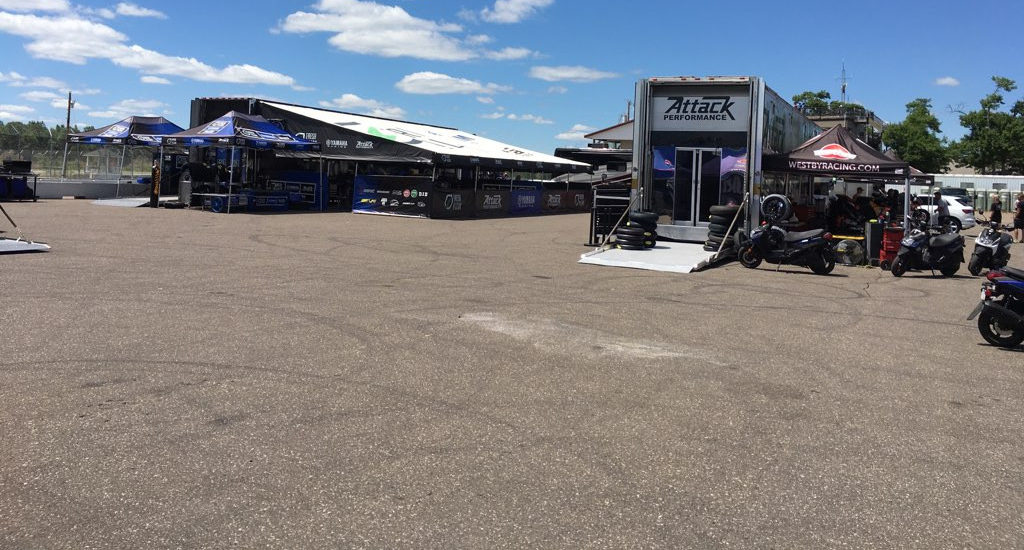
[258,101,589,173]
[67,116,184,146]
[762,125,909,179]
[161,111,320,151]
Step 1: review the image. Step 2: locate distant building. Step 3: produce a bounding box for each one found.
[803,108,885,150]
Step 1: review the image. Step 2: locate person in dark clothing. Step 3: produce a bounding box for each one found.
[990,194,1002,225]
[1014,193,1024,243]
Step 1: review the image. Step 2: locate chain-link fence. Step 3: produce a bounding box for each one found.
[1,142,155,180]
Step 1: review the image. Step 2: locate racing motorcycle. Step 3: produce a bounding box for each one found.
[737,194,835,275]
[967,267,1024,348]
[968,222,1013,276]
[890,216,964,277]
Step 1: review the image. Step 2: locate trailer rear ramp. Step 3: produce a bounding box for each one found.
[579,241,717,274]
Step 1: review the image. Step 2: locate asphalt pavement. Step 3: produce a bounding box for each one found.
[1,200,1022,548]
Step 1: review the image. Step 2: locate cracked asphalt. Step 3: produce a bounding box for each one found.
[1,200,1022,548]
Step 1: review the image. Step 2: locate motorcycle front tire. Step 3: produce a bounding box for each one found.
[890,255,907,277]
[968,250,988,276]
[738,245,762,269]
[977,309,1024,348]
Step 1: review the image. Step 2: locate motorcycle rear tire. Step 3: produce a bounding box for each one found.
[738,245,762,269]
[890,255,907,277]
[939,261,960,277]
[810,248,836,275]
[977,309,1024,348]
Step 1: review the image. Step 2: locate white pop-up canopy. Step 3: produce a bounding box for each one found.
[259,100,590,173]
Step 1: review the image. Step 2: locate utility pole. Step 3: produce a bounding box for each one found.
[60,91,74,178]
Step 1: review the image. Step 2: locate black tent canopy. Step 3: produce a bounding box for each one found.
[763,125,909,178]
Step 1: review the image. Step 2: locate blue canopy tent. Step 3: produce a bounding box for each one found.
[62,116,185,196]
[161,111,321,212]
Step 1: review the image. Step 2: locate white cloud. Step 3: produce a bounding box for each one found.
[481,109,505,119]
[318,93,406,119]
[0,71,26,83]
[20,90,62,102]
[0,0,69,12]
[50,97,86,109]
[77,88,101,95]
[396,71,510,95]
[506,113,552,124]
[0,103,34,113]
[529,65,619,83]
[556,123,596,141]
[279,1,533,63]
[0,12,302,88]
[480,0,553,23]
[115,3,166,18]
[476,96,494,104]
[88,98,165,119]
[8,75,66,89]
[935,76,960,87]
[141,75,171,84]
[547,85,568,94]
[484,47,534,60]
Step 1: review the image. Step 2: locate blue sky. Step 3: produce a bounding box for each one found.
[0,0,1021,154]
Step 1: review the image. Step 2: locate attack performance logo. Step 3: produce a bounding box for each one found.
[813,143,857,160]
[662,96,736,121]
[651,95,749,132]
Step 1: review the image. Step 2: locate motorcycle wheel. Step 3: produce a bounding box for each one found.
[890,255,906,277]
[977,309,1024,348]
[810,247,836,275]
[738,245,762,269]
[939,261,960,277]
[968,251,987,276]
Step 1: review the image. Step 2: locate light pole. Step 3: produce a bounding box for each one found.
[60,91,75,179]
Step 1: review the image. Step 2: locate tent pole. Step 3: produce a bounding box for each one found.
[903,175,910,231]
[474,166,479,191]
[60,141,70,180]
[228,146,236,214]
[157,145,163,204]
[116,144,126,198]
[319,153,324,212]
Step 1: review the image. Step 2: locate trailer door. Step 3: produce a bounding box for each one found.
[674,147,722,225]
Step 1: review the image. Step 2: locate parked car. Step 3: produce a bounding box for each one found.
[916,195,976,231]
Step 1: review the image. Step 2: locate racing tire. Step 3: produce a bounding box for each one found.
[615,236,654,247]
[709,205,740,217]
[760,194,792,223]
[615,227,654,238]
[890,255,907,277]
[629,211,658,225]
[810,247,836,275]
[708,223,733,235]
[706,234,725,245]
[616,243,646,251]
[968,251,988,276]
[709,214,733,226]
[977,309,1024,348]
[738,245,762,269]
[939,261,960,277]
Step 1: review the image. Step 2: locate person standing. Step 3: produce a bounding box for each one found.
[990,194,1002,225]
[933,191,950,229]
[1014,193,1024,243]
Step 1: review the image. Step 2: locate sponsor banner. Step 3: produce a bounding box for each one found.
[562,190,590,211]
[651,95,750,132]
[352,175,431,217]
[475,190,510,217]
[430,189,476,219]
[509,189,542,216]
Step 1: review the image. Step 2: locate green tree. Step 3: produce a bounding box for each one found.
[950,76,1023,174]
[792,90,832,116]
[881,98,949,173]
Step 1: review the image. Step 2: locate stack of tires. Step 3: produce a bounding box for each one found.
[614,211,658,250]
[705,204,743,252]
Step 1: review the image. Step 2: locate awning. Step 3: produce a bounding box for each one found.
[762,125,909,179]
[162,111,320,151]
[68,116,184,146]
[258,101,591,173]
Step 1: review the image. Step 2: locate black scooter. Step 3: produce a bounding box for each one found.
[968,222,1013,276]
[737,194,836,275]
[890,216,964,277]
[967,267,1024,348]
